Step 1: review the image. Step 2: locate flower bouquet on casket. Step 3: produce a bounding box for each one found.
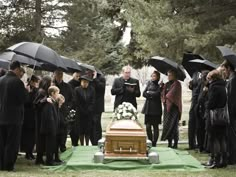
[113,102,139,121]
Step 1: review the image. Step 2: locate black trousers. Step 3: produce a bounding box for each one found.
[188,102,197,149]
[58,124,67,151]
[196,118,206,151]
[36,133,56,164]
[0,124,22,171]
[69,121,79,146]
[20,128,35,154]
[90,113,102,145]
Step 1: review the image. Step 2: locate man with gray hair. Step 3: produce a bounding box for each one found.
[111,65,141,110]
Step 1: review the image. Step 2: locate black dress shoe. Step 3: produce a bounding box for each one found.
[45,161,61,166]
[35,159,45,165]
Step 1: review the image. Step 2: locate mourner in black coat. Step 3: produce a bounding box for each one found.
[53,70,73,152]
[221,60,236,165]
[35,86,60,166]
[68,72,81,90]
[73,75,95,146]
[0,61,28,171]
[21,75,40,160]
[142,71,162,147]
[34,76,52,165]
[203,70,227,169]
[188,71,201,150]
[68,72,81,146]
[111,66,140,110]
[90,74,106,145]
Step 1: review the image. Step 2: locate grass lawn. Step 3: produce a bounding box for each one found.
[1,112,235,177]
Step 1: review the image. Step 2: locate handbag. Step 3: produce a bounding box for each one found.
[210,106,229,126]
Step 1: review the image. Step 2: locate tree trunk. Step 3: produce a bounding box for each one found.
[34,0,42,41]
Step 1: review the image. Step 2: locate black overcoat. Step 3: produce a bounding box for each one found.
[142,81,162,117]
[93,75,106,113]
[111,77,140,109]
[0,71,27,125]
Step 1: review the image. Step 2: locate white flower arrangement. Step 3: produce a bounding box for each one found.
[113,102,139,121]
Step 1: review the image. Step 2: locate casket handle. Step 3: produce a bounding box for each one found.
[114,147,137,153]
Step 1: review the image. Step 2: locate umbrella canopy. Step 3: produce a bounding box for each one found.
[185,59,218,77]
[0,59,9,69]
[0,51,43,69]
[216,46,236,68]
[182,53,205,77]
[60,56,82,73]
[7,42,67,71]
[148,56,186,81]
[78,62,103,75]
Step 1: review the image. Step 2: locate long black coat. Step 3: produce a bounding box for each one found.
[93,75,106,113]
[74,86,95,116]
[23,87,38,129]
[111,77,140,109]
[54,80,73,120]
[207,79,226,110]
[40,100,58,136]
[142,81,162,116]
[0,71,27,125]
[68,79,80,90]
[227,72,236,123]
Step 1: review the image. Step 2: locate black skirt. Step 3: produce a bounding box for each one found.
[144,115,161,125]
[161,104,180,141]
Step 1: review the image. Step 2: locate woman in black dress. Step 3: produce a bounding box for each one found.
[73,75,95,146]
[142,71,162,147]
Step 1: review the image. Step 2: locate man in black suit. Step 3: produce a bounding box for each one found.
[0,61,28,171]
[111,65,141,110]
[53,70,73,152]
[91,73,106,145]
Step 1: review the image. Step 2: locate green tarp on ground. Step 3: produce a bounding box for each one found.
[46,146,204,172]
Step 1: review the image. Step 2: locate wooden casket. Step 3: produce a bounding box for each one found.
[104,119,147,157]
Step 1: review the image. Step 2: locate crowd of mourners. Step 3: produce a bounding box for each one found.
[0,59,236,172]
[0,61,105,170]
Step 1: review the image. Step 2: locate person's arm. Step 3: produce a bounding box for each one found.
[143,82,150,98]
[134,79,141,97]
[111,78,124,95]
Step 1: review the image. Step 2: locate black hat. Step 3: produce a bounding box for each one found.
[80,75,93,82]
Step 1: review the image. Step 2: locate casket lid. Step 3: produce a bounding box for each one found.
[109,120,143,131]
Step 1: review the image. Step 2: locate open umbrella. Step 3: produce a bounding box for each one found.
[185,59,218,77]
[182,53,205,77]
[0,59,9,69]
[216,46,236,68]
[148,56,186,81]
[0,51,43,69]
[78,62,103,75]
[60,56,82,73]
[7,42,67,71]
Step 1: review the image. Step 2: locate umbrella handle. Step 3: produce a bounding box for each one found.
[29,60,37,81]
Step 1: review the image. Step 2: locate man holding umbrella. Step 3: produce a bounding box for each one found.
[0,61,28,171]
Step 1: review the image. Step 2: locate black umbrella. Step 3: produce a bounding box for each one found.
[60,56,82,73]
[216,46,236,68]
[0,59,9,69]
[182,53,205,77]
[78,62,103,75]
[148,56,186,81]
[7,42,67,71]
[188,59,218,73]
[0,51,43,69]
